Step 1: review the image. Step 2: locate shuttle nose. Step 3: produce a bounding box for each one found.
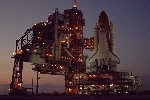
[98,11,109,29]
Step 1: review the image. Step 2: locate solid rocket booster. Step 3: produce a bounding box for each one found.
[110,21,115,54]
[94,23,99,52]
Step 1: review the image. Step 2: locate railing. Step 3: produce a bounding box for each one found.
[15,28,33,52]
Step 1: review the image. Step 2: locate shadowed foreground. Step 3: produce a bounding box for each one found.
[0,95,150,100]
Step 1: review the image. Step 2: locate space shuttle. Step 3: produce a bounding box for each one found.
[89,11,120,71]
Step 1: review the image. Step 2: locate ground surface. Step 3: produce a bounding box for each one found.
[0,95,150,100]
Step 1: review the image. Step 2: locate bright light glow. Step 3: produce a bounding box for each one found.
[49,54,52,57]
[13,52,16,56]
[61,40,66,43]
[126,85,129,88]
[110,84,113,87]
[17,50,23,54]
[18,83,22,87]
[69,88,71,91]
[26,49,29,51]
[60,66,63,69]
[34,50,37,52]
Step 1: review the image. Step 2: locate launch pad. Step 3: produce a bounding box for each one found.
[9,0,142,95]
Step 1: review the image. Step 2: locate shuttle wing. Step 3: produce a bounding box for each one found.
[89,51,98,64]
[108,51,120,64]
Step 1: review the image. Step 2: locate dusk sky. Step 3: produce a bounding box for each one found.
[0,0,150,94]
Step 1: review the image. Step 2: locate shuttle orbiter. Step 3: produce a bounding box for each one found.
[89,11,120,72]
